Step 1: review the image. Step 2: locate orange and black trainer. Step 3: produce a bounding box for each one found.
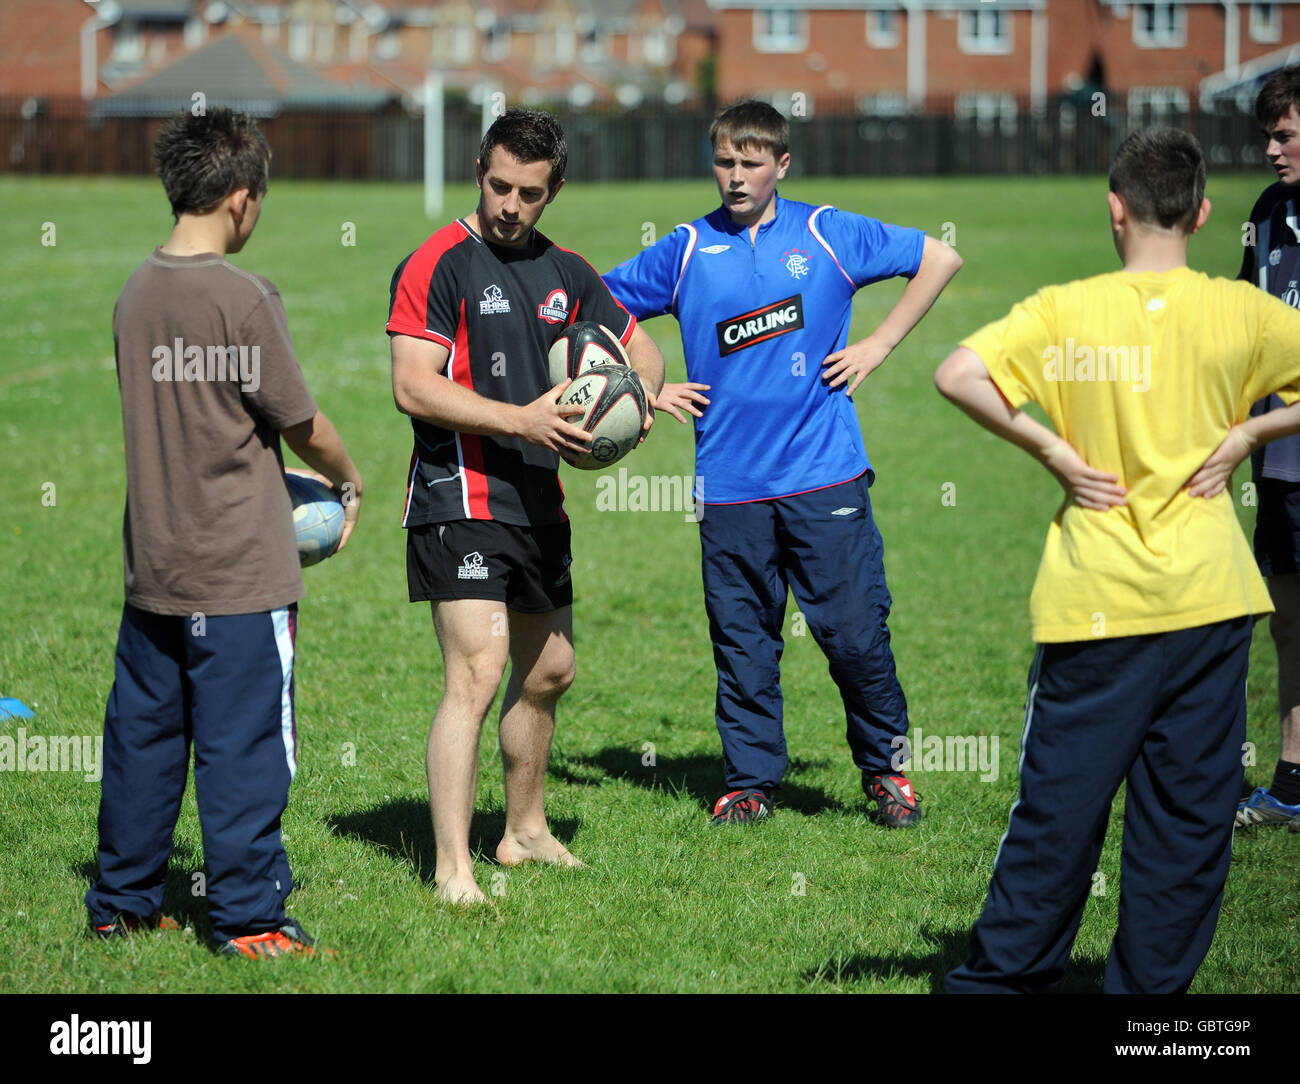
[711,788,773,825]
[864,772,921,827]
[216,918,335,959]
[94,912,181,940]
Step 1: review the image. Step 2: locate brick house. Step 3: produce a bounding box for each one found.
[708,0,1300,122]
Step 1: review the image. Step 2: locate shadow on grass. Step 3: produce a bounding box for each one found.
[802,925,1107,993]
[550,746,850,815]
[325,797,581,885]
[74,841,213,939]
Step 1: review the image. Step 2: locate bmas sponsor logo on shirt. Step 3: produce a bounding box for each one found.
[715,295,804,356]
[538,288,569,324]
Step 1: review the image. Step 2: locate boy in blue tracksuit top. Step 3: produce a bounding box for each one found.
[604,100,962,825]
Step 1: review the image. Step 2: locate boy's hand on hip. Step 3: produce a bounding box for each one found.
[822,338,889,394]
[1042,438,1127,511]
[1186,425,1256,499]
[655,382,711,423]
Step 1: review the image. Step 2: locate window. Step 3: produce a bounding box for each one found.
[866,9,900,49]
[452,23,473,64]
[111,22,144,64]
[375,30,401,60]
[958,9,1012,55]
[288,19,310,61]
[857,91,908,116]
[644,26,673,66]
[955,92,1018,134]
[484,24,509,62]
[581,27,603,61]
[554,26,575,65]
[1133,4,1186,48]
[1250,3,1281,44]
[754,9,807,53]
[1127,85,1189,124]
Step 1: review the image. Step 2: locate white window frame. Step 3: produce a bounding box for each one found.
[958,9,1013,55]
[1127,85,1190,121]
[288,19,310,61]
[1250,3,1282,44]
[1132,3,1186,49]
[866,9,900,49]
[554,26,575,65]
[452,23,474,64]
[955,91,1018,133]
[753,9,808,53]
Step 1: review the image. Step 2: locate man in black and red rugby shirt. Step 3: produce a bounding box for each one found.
[387,108,665,905]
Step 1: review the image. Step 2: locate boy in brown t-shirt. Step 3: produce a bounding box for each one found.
[84,108,363,957]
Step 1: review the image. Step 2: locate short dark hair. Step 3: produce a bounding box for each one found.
[477,107,567,191]
[1255,66,1300,129]
[710,99,789,159]
[154,107,270,220]
[1108,127,1205,232]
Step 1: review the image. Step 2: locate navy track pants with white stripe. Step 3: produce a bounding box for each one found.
[699,471,909,792]
[946,616,1251,994]
[85,602,298,942]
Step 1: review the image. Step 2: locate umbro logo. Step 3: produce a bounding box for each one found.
[831,507,858,516]
[457,551,490,580]
[700,244,730,254]
[480,284,511,315]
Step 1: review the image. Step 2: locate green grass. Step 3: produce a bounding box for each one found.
[1,172,1297,994]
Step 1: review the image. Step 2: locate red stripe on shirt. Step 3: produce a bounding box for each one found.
[386,220,469,340]
[447,300,492,519]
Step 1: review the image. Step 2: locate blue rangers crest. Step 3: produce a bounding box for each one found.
[782,248,811,279]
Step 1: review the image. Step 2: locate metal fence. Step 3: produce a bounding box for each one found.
[0,95,1269,181]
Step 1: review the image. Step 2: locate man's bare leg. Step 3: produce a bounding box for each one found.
[495,607,583,867]
[429,599,510,904]
[1269,575,1300,764]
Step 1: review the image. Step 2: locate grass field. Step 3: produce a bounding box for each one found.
[1,171,1298,995]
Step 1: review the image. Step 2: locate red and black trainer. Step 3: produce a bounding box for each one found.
[216,918,335,959]
[863,772,921,827]
[94,912,181,940]
[711,788,773,826]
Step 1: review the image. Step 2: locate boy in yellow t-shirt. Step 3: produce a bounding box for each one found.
[936,128,1300,994]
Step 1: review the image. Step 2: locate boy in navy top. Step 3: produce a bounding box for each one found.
[1234,67,1300,831]
[604,100,961,825]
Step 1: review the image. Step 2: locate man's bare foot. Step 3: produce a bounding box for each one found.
[496,829,586,868]
[434,873,491,906]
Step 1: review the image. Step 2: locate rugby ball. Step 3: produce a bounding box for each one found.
[548,321,629,387]
[559,364,648,470]
[285,472,345,567]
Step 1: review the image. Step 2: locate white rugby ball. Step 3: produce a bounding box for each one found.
[285,472,345,567]
[548,321,629,387]
[559,364,648,470]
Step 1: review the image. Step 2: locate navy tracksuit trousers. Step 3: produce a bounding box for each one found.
[946,616,1251,994]
[699,471,909,791]
[84,603,299,942]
